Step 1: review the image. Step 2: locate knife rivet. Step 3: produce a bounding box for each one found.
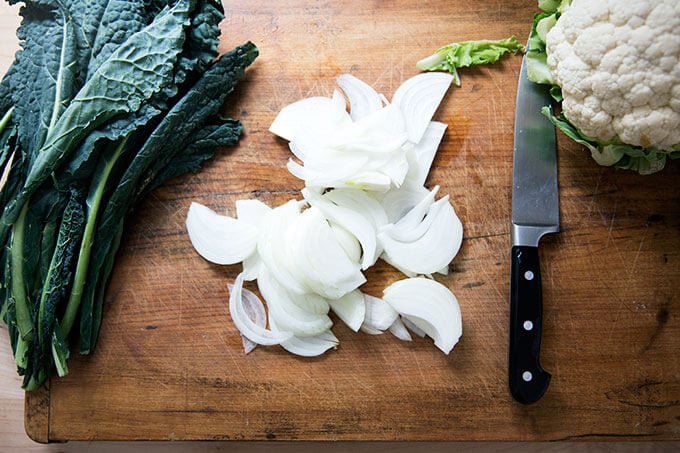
[523,320,534,331]
[524,270,534,281]
[522,371,533,382]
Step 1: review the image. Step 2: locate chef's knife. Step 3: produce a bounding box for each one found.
[509,45,559,404]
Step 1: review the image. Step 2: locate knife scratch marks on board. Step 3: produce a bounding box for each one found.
[629,223,650,280]
[227,351,247,380]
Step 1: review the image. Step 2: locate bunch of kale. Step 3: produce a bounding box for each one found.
[0,0,257,390]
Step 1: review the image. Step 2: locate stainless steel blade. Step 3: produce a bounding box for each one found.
[511,53,559,247]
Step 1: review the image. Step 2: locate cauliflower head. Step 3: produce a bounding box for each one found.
[527,0,680,174]
[546,0,680,151]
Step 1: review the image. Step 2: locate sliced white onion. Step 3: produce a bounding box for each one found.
[360,294,398,334]
[379,194,463,276]
[392,72,454,144]
[337,74,384,121]
[241,253,261,282]
[329,222,363,264]
[302,187,385,269]
[286,150,374,191]
[382,277,462,354]
[378,185,431,223]
[403,121,447,188]
[391,185,439,232]
[189,72,465,358]
[401,316,427,338]
[227,273,293,346]
[186,202,258,265]
[327,289,366,332]
[388,317,413,342]
[236,198,271,228]
[324,189,388,229]
[270,316,339,357]
[256,200,308,294]
[231,199,271,281]
[257,266,333,337]
[269,95,351,144]
[285,102,411,192]
[330,103,408,154]
[228,283,268,354]
[288,206,366,299]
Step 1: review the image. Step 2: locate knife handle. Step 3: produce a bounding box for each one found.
[509,245,551,404]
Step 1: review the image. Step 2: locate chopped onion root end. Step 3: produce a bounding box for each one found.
[189,72,465,357]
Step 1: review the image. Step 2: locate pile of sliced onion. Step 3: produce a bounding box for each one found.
[186,72,464,355]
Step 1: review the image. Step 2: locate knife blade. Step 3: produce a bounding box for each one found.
[509,45,559,404]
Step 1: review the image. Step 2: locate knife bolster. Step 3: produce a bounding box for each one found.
[511,224,559,247]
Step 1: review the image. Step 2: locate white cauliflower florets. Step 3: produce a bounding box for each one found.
[545,0,680,150]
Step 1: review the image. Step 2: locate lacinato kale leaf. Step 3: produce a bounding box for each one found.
[0,0,258,390]
[79,42,258,353]
[1,0,194,228]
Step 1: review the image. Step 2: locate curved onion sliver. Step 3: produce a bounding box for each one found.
[379,195,463,276]
[270,316,339,357]
[327,289,366,332]
[269,95,351,143]
[388,317,413,342]
[257,266,333,338]
[186,202,257,265]
[228,283,267,354]
[289,206,366,299]
[303,188,382,269]
[392,72,454,144]
[383,277,462,354]
[337,74,384,121]
[360,294,398,334]
[228,273,293,346]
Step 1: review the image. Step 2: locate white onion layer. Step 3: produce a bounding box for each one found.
[383,277,462,354]
[227,273,293,346]
[337,74,384,121]
[392,72,454,144]
[186,202,258,265]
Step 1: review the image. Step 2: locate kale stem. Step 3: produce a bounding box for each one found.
[14,334,29,369]
[60,136,128,338]
[0,106,13,135]
[11,203,33,340]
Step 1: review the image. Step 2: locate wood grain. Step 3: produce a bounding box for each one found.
[2,0,679,443]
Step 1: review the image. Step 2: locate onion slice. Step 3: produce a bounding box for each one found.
[404,121,447,188]
[382,277,462,354]
[327,289,366,332]
[228,273,293,346]
[302,187,387,269]
[257,266,333,338]
[392,72,454,144]
[256,200,309,294]
[269,95,351,143]
[288,206,366,299]
[379,194,463,276]
[271,316,339,357]
[186,202,258,265]
[230,284,268,354]
[360,294,398,334]
[337,74,384,121]
[388,317,413,342]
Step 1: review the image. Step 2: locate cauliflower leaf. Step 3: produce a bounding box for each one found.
[416,36,524,86]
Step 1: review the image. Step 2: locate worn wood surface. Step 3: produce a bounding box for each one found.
[2,0,679,443]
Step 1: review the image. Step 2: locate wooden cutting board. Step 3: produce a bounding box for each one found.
[7,0,680,443]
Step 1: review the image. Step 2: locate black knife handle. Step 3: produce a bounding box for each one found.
[509,245,551,404]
